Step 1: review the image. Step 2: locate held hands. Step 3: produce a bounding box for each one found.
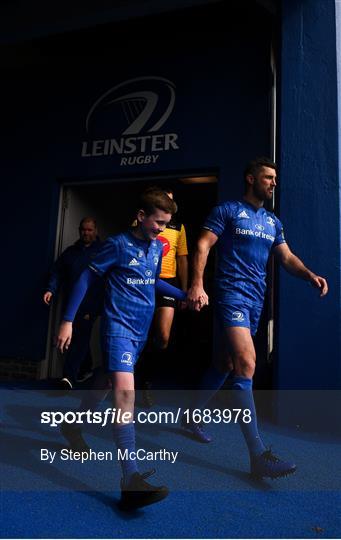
[56,321,73,353]
[186,285,209,312]
[310,274,328,297]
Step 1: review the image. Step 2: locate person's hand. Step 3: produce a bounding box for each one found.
[310,275,328,297]
[193,295,209,312]
[187,285,209,311]
[43,291,53,305]
[198,295,209,310]
[56,321,73,353]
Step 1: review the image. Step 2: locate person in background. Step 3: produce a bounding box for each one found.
[43,217,103,389]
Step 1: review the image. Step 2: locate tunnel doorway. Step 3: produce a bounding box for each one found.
[47,174,218,387]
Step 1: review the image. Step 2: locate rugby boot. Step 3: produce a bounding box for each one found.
[60,422,90,452]
[181,414,212,443]
[119,469,169,510]
[250,448,297,479]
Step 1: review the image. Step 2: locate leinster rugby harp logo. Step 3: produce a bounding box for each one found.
[81,76,179,166]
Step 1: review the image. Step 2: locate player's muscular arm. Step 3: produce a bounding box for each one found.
[187,230,218,309]
[56,268,98,352]
[274,243,328,297]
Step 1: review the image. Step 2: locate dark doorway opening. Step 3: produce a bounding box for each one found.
[49,175,218,388]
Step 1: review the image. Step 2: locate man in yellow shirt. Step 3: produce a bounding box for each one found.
[154,188,188,349]
[136,187,188,405]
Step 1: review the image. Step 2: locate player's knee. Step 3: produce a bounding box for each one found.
[233,352,255,377]
[213,354,233,373]
[114,388,135,408]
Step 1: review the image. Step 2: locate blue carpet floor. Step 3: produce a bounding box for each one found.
[1,383,340,538]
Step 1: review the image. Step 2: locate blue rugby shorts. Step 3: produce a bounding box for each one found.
[215,298,264,336]
[101,336,146,373]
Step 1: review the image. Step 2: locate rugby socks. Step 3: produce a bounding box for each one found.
[113,423,138,484]
[77,376,138,484]
[191,365,230,410]
[231,376,266,456]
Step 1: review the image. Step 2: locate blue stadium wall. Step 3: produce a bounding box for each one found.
[278,0,340,392]
[1,2,273,362]
[1,1,340,401]
[275,0,340,429]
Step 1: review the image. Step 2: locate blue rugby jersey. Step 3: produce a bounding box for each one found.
[203,200,286,304]
[89,231,163,340]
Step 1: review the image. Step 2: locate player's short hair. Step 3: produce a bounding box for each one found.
[79,217,97,229]
[144,185,174,197]
[160,185,174,196]
[138,189,177,216]
[244,157,277,179]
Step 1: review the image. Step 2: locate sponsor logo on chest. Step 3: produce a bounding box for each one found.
[126,277,155,285]
[235,227,275,241]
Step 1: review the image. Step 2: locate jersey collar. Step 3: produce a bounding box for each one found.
[128,229,150,247]
[240,199,265,214]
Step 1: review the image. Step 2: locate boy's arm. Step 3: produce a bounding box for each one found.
[155,278,187,301]
[56,268,98,352]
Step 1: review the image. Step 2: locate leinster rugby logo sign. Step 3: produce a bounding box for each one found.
[81,76,179,167]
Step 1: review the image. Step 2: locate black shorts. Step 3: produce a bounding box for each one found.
[156,277,178,309]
